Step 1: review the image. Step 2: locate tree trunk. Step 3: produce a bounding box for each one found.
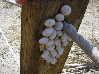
[21,0,89,74]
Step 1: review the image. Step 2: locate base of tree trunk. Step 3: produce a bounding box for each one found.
[21,0,89,74]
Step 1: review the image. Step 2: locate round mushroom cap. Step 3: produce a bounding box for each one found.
[61,5,71,16]
[49,30,57,40]
[39,37,49,44]
[44,19,55,27]
[54,22,63,30]
[58,47,64,55]
[46,45,55,51]
[42,27,54,36]
[41,50,49,58]
[51,58,57,64]
[45,40,54,46]
[55,14,64,22]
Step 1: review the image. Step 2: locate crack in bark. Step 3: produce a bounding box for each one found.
[33,0,49,49]
[32,0,49,73]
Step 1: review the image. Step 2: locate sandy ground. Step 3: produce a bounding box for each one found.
[0,0,21,74]
[0,0,99,74]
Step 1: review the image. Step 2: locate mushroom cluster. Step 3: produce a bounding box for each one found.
[39,5,72,64]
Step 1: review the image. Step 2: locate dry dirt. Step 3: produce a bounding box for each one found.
[0,0,21,74]
[0,0,99,74]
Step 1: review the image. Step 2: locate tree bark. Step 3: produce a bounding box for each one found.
[21,0,89,74]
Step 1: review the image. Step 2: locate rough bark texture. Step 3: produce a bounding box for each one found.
[21,0,89,74]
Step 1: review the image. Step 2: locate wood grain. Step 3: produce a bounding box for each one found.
[21,0,89,74]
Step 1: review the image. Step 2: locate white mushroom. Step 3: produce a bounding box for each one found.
[56,46,60,50]
[56,40,61,50]
[41,50,49,58]
[54,37,61,46]
[55,14,64,22]
[46,57,52,62]
[39,37,49,44]
[62,40,68,46]
[61,5,71,16]
[54,22,63,30]
[59,41,61,47]
[56,31,63,37]
[50,50,56,55]
[61,47,64,51]
[44,54,51,61]
[49,30,57,40]
[45,40,54,46]
[44,19,55,27]
[51,50,57,57]
[61,33,67,42]
[42,27,54,36]
[46,45,55,51]
[58,47,64,55]
[51,58,57,64]
[56,54,60,58]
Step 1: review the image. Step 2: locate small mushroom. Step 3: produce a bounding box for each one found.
[62,40,68,46]
[56,40,61,50]
[56,46,60,50]
[54,22,63,30]
[46,45,55,51]
[44,54,51,61]
[54,37,61,46]
[49,30,57,40]
[42,27,54,37]
[56,54,60,58]
[55,14,64,22]
[50,50,56,55]
[61,33,67,42]
[46,57,52,62]
[59,41,61,47]
[44,19,55,27]
[62,47,64,51]
[45,40,54,46]
[56,30,63,37]
[58,47,64,55]
[51,57,57,64]
[39,37,49,44]
[51,50,57,57]
[61,5,71,16]
[41,50,49,58]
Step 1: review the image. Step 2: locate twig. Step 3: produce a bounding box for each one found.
[64,64,97,67]
[63,21,99,66]
[65,64,87,66]
[4,0,22,7]
[0,28,20,68]
[64,64,99,70]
